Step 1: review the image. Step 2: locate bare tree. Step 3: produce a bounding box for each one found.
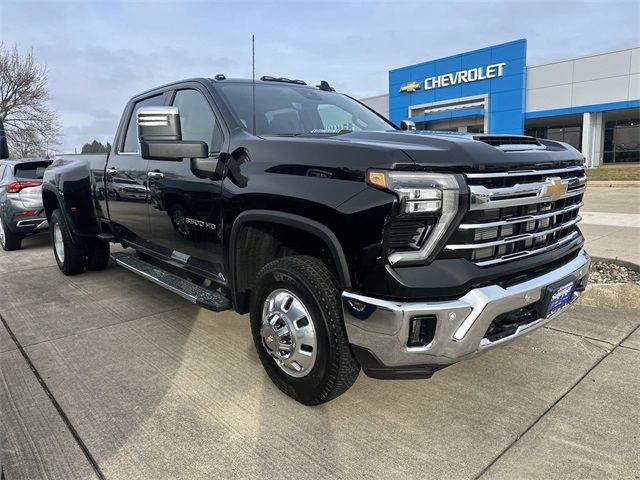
[0,44,61,158]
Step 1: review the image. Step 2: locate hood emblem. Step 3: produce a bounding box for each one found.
[543,177,568,200]
[399,81,421,93]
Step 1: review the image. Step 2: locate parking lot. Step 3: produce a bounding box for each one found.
[1,191,639,479]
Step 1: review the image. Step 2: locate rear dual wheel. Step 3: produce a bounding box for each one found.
[50,209,109,275]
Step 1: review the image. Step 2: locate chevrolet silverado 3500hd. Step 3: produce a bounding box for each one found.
[42,76,590,404]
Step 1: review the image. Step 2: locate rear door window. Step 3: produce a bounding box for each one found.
[14,161,52,180]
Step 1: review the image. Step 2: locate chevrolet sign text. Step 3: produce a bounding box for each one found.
[424,62,506,90]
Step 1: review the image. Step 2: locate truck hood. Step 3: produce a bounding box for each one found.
[331,131,583,172]
[257,131,583,174]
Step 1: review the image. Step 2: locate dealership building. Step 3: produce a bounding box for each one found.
[361,39,639,166]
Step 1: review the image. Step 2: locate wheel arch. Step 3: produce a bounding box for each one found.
[229,210,351,313]
[42,187,62,221]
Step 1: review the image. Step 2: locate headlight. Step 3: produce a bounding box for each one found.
[368,170,462,265]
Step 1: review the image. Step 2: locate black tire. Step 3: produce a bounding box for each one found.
[50,209,85,275]
[250,255,360,405]
[85,238,110,271]
[0,217,22,251]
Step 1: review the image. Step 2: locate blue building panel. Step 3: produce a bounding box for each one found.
[389,39,527,134]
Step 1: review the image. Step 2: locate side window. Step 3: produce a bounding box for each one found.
[121,94,165,153]
[172,89,221,152]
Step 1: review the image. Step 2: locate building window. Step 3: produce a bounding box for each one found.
[603,115,640,163]
[525,125,582,150]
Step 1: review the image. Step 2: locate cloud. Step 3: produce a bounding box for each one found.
[1,0,638,152]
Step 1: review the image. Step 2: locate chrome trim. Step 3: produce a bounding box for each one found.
[16,219,49,229]
[446,216,581,250]
[469,184,585,211]
[466,165,585,178]
[473,231,581,266]
[459,202,583,230]
[342,249,590,368]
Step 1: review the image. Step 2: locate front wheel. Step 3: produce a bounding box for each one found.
[50,209,85,275]
[250,255,360,405]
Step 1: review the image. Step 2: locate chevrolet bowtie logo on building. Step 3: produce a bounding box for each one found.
[399,81,421,93]
[542,177,568,200]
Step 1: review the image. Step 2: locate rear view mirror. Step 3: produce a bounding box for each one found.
[0,119,9,159]
[137,106,208,161]
[400,120,416,131]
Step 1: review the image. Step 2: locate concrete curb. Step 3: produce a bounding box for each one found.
[587,181,640,188]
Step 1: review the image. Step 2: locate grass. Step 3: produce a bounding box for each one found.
[587,164,640,181]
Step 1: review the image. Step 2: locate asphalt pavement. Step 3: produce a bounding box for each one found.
[0,188,639,480]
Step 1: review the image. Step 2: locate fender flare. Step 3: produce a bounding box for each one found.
[229,210,352,294]
[41,186,86,246]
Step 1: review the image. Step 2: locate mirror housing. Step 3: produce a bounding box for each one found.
[400,120,416,131]
[138,106,181,141]
[191,157,224,180]
[140,140,208,161]
[0,119,9,159]
[137,106,209,161]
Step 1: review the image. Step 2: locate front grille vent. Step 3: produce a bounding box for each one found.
[442,165,586,266]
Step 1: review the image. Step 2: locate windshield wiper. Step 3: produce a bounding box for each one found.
[264,130,353,137]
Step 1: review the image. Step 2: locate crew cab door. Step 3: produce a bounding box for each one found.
[106,93,166,241]
[146,87,226,281]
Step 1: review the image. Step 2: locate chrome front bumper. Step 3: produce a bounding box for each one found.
[342,249,590,373]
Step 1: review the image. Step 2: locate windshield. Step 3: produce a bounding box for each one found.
[218,83,395,136]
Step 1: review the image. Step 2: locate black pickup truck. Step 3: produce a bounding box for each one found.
[42,76,590,404]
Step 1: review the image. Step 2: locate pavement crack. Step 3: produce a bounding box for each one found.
[0,312,106,480]
[544,325,616,348]
[475,323,640,479]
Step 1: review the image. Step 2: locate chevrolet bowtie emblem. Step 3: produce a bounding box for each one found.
[399,81,421,93]
[543,177,568,200]
[266,334,274,343]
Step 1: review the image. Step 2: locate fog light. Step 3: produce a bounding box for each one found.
[407,315,437,347]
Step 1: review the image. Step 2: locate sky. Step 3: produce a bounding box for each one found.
[1,0,639,153]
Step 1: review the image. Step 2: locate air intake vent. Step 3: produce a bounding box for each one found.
[387,218,432,251]
[474,135,543,150]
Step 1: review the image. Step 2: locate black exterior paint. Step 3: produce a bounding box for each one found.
[42,77,585,310]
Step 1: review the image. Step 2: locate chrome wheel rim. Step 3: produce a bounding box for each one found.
[53,223,65,263]
[261,289,317,378]
[0,219,5,247]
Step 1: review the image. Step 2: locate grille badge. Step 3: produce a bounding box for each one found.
[542,177,568,200]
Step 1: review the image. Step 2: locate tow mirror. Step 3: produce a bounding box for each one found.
[400,120,416,131]
[137,106,208,161]
[0,119,9,159]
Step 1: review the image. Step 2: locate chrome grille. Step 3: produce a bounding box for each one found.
[444,165,586,266]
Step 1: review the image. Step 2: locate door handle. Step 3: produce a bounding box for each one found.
[147,171,164,179]
[106,168,118,175]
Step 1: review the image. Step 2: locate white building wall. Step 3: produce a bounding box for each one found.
[359,94,389,119]
[526,47,640,112]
